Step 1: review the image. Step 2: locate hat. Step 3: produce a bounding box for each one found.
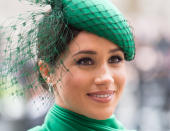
[0,0,135,104]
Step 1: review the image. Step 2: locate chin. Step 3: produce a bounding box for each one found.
[92,112,113,120]
[87,108,114,120]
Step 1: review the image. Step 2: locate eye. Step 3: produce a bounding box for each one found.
[76,57,94,65]
[108,55,123,64]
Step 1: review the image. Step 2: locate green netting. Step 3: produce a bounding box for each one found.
[0,0,135,100]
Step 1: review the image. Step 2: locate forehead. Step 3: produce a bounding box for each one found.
[68,31,119,53]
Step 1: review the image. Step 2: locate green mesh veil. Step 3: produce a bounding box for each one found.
[0,0,135,110]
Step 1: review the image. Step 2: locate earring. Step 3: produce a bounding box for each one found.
[48,83,53,93]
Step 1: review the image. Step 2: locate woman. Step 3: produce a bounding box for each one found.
[1,0,135,130]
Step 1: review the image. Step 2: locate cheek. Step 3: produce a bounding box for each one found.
[60,68,92,99]
[64,69,90,89]
[114,68,127,93]
[57,68,92,110]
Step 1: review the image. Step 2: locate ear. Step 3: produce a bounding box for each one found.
[38,60,51,83]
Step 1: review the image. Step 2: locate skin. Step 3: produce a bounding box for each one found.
[40,31,127,120]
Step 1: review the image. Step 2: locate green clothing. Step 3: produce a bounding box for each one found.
[29,104,135,131]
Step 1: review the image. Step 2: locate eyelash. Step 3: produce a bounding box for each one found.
[76,56,123,66]
[108,56,123,64]
[76,57,94,65]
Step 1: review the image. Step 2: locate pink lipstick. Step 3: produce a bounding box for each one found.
[87,90,115,103]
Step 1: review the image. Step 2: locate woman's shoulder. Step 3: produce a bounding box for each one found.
[28,126,45,131]
[28,125,49,131]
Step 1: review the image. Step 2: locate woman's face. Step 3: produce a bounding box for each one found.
[52,31,127,120]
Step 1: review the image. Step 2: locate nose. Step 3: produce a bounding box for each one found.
[94,64,114,87]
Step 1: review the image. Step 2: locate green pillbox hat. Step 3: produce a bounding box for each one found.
[62,0,135,60]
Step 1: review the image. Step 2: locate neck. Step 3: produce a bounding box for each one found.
[43,104,129,131]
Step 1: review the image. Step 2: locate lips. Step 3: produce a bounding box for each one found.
[87,90,115,103]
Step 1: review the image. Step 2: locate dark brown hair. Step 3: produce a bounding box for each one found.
[37,12,81,90]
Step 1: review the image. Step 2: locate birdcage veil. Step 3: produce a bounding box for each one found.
[0,0,135,111]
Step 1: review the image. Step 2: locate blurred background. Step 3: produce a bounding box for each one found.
[0,0,170,131]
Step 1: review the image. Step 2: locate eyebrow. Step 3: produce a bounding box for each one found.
[109,48,122,53]
[72,48,122,57]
